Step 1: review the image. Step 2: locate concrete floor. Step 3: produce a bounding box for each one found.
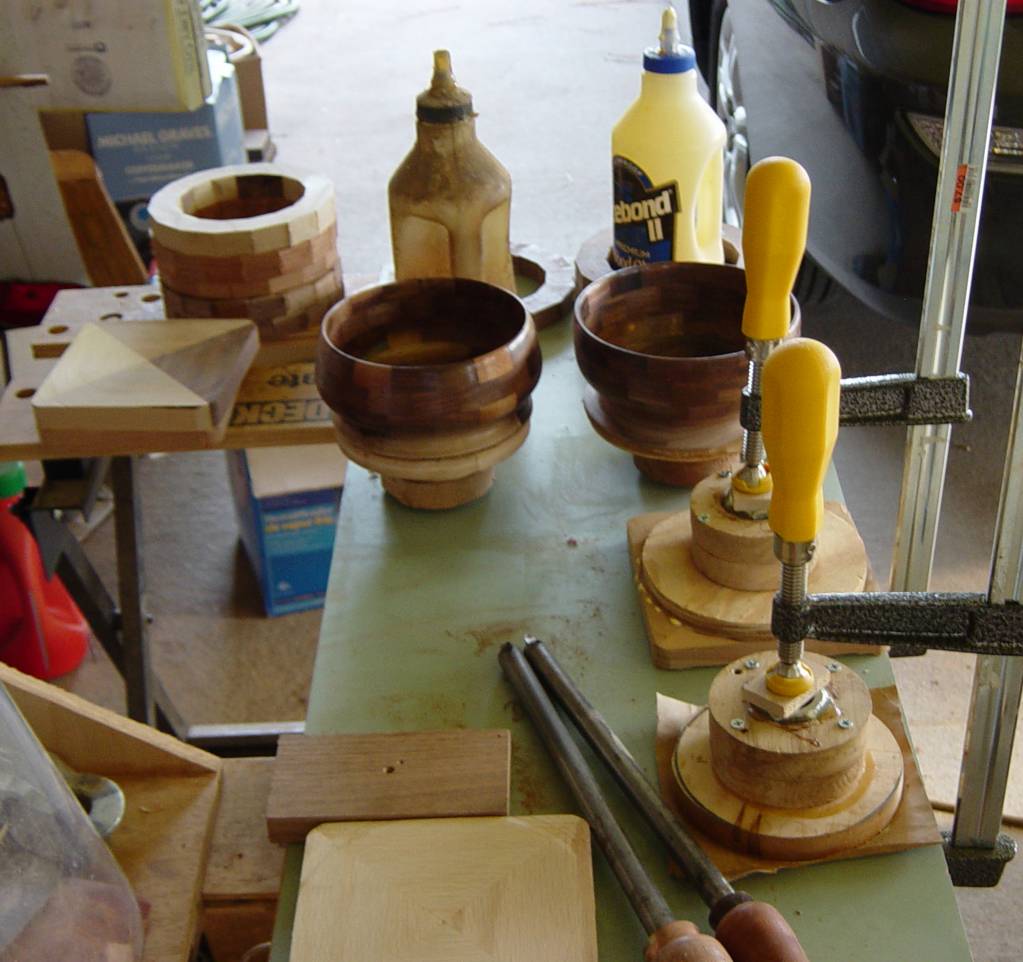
[54,0,1023,958]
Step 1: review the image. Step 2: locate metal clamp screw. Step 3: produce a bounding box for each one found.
[718,469,732,478]
[730,718,748,731]
[838,718,855,730]
[826,662,842,673]
[743,658,760,670]
[698,513,710,523]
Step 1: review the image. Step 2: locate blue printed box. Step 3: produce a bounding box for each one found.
[227,446,346,617]
[86,50,244,203]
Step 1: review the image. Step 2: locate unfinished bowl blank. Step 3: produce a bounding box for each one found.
[316,278,541,509]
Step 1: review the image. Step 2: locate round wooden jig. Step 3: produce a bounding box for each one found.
[510,242,575,330]
[639,504,867,640]
[672,652,904,859]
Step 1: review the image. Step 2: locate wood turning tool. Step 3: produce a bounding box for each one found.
[500,642,810,962]
[634,159,869,664]
[673,338,904,858]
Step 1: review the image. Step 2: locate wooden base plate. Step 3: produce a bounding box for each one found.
[627,509,881,668]
[655,686,939,879]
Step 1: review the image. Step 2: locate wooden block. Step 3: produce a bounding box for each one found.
[204,758,284,901]
[266,729,511,844]
[203,901,277,962]
[50,149,148,286]
[31,318,259,440]
[290,815,597,962]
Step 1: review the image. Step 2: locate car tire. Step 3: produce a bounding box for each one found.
[707,0,837,305]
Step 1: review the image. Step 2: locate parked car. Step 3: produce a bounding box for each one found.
[687,0,1023,331]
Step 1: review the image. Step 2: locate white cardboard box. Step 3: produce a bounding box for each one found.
[0,0,211,112]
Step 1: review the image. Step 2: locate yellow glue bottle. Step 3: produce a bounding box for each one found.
[389,50,516,292]
[611,4,726,267]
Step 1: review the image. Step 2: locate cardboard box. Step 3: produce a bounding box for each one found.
[227,446,347,617]
[85,50,244,204]
[0,0,211,112]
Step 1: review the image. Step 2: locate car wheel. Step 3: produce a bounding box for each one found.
[707,0,835,304]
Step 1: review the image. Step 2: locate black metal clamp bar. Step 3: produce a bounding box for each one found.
[741,372,971,431]
[771,591,1023,657]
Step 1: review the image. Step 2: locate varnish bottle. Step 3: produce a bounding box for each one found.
[389,50,516,292]
[611,4,726,267]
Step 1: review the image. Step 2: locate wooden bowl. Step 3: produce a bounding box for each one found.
[317,278,541,509]
[574,262,800,486]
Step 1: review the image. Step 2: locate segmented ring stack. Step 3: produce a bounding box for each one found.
[149,164,343,339]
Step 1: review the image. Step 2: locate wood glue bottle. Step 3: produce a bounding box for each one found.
[611,4,726,267]
[388,50,516,292]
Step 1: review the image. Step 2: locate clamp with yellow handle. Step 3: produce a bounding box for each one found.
[729,157,811,509]
[760,336,841,696]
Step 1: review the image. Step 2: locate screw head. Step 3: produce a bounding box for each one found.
[838,718,854,730]
[730,718,748,731]
[743,658,760,670]
[698,513,711,523]
[718,469,732,478]
[827,662,842,673]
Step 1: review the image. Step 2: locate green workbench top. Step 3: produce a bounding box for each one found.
[271,319,971,962]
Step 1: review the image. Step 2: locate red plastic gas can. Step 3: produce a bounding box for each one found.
[0,462,89,679]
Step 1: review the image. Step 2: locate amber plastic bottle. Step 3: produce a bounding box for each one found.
[388,50,515,292]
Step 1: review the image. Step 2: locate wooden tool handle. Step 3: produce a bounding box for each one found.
[740,157,811,343]
[647,920,734,962]
[761,337,841,544]
[714,900,811,962]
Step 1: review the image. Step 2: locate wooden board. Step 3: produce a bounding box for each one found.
[30,318,259,441]
[0,665,221,962]
[627,510,882,667]
[290,815,597,962]
[266,729,511,844]
[50,149,148,286]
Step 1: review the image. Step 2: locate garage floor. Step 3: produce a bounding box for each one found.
[54,1,1021,958]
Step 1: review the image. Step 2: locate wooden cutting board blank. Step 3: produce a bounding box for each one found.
[291,815,598,962]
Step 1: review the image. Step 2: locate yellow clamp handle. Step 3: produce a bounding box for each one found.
[761,338,841,544]
[741,157,811,343]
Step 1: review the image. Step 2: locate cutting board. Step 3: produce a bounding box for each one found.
[30,318,258,444]
[291,815,598,962]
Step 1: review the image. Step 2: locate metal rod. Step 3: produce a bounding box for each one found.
[521,636,735,911]
[498,643,673,936]
[889,0,1005,593]
[952,338,1023,848]
[111,456,154,726]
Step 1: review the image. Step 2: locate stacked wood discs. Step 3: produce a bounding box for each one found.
[149,164,343,339]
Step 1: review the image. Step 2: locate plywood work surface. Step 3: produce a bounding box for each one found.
[266,729,511,843]
[290,816,597,962]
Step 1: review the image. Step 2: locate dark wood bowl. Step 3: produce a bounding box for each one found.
[574,261,800,484]
[317,278,541,434]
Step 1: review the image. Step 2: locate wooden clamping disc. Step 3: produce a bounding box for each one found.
[148,164,336,257]
[672,651,904,859]
[573,225,743,294]
[331,411,531,510]
[640,502,867,640]
[689,472,818,591]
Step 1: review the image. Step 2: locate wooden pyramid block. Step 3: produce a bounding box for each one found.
[31,318,258,442]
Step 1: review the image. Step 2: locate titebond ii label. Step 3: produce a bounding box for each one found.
[611,156,680,267]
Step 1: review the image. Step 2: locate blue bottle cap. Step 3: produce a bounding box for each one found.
[643,46,696,73]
